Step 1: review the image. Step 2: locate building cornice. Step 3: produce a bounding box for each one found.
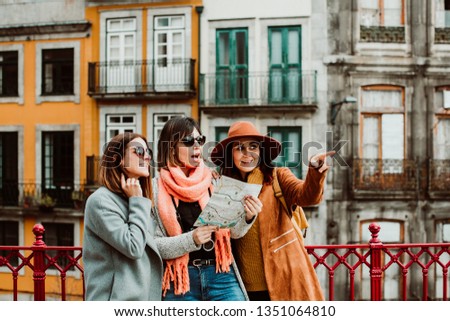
[0,21,91,37]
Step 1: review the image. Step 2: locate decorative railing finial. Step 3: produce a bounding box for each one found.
[32,224,46,246]
[369,223,381,244]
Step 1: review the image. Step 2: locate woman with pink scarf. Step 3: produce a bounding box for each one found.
[152,117,262,301]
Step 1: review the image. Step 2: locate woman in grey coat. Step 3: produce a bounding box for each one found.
[83,133,163,301]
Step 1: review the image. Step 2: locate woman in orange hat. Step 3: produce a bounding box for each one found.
[211,121,334,301]
[151,116,262,301]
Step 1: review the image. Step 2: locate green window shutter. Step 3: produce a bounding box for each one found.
[268,26,302,104]
[216,28,248,104]
[268,126,302,178]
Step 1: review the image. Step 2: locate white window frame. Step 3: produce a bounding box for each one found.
[35,41,80,104]
[106,114,137,143]
[154,15,185,62]
[147,6,191,61]
[100,10,142,64]
[152,113,185,163]
[99,106,142,154]
[0,44,24,104]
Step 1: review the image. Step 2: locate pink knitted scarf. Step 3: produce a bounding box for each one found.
[158,161,233,296]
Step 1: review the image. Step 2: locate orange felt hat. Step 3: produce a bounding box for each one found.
[210,121,281,166]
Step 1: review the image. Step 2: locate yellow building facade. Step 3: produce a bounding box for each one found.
[0,0,202,300]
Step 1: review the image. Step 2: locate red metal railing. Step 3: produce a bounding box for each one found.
[0,224,84,301]
[307,223,450,300]
[0,223,448,300]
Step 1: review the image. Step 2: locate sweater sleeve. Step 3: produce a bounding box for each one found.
[84,190,151,260]
[277,166,327,208]
[151,206,201,260]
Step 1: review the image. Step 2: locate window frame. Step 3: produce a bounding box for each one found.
[359,85,406,160]
[0,50,18,97]
[268,126,302,178]
[0,44,23,104]
[35,41,80,104]
[215,28,249,105]
[41,48,74,96]
[359,0,406,27]
[106,114,137,143]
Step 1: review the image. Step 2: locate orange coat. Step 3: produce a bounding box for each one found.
[256,166,326,300]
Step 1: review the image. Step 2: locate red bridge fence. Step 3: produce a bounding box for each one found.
[0,223,448,301]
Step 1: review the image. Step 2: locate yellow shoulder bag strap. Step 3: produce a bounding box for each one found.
[272,167,309,238]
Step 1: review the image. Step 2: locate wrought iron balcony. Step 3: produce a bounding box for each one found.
[353,158,418,195]
[88,59,196,99]
[435,28,450,44]
[0,181,87,210]
[429,159,450,193]
[199,70,317,107]
[360,26,405,43]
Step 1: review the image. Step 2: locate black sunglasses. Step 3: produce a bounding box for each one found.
[133,146,153,159]
[180,135,206,147]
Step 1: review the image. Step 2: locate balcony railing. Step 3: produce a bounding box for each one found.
[429,159,450,192]
[199,70,317,107]
[0,181,87,209]
[353,158,418,192]
[88,59,196,99]
[359,26,406,43]
[1,223,448,301]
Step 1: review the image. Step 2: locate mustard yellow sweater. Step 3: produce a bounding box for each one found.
[233,216,267,292]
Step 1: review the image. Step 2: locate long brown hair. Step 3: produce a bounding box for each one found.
[98,132,153,200]
[157,116,202,171]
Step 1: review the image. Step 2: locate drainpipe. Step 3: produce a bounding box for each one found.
[195,6,204,121]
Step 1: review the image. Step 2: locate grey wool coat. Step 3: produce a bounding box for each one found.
[83,186,163,301]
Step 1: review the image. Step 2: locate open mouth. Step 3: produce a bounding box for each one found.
[240,159,255,166]
[191,153,202,161]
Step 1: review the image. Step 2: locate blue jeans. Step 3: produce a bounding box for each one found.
[163,265,246,301]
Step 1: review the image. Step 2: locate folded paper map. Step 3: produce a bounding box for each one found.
[193,175,262,228]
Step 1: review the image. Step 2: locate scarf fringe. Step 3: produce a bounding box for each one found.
[214,228,233,273]
[162,255,190,296]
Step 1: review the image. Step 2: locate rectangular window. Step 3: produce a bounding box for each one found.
[42,48,74,95]
[0,221,19,266]
[105,18,137,92]
[42,131,74,207]
[434,118,450,159]
[216,28,248,104]
[269,26,302,104]
[154,16,186,91]
[153,113,184,160]
[42,222,74,270]
[0,132,18,206]
[436,0,450,27]
[106,114,137,143]
[268,127,302,178]
[154,16,185,66]
[361,87,405,161]
[215,127,229,143]
[446,0,450,26]
[360,0,404,27]
[0,51,18,97]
